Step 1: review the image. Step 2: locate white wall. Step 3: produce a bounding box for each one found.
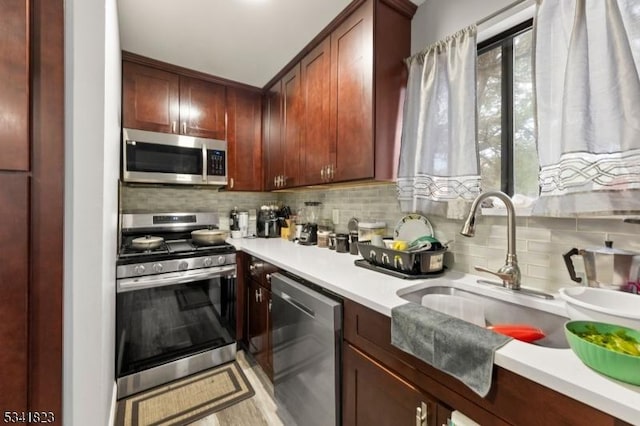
[411,0,514,52]
[64,0,121,424]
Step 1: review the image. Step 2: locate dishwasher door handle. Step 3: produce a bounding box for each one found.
[280,291,315,318]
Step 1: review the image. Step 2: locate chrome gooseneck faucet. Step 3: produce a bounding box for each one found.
[460,191,521,290]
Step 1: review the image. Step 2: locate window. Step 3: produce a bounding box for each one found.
[477,19,538,198]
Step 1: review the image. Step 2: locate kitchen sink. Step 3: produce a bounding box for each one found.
[397,281,570,349]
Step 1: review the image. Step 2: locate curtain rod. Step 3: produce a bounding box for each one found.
[476,0,530,26]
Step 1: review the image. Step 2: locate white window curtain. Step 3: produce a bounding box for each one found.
[396,25,480,219]
[533,0,640,216]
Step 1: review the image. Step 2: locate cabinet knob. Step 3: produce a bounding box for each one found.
[321,167,326,181]
[229,177,234,189]
[182,121,187,133]
[172,121,177,133]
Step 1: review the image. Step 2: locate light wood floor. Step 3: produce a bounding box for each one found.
[190,350,296,426]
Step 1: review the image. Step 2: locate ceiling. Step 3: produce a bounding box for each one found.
[117,0,425,88]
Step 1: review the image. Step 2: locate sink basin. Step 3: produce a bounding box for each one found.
[559,286,640,330]
[397,282,569,348]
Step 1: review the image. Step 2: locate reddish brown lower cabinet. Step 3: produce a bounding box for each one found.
[343,299,632,426]
[343,343,450,426]
[247,278,273,379]
[227,87,263,191]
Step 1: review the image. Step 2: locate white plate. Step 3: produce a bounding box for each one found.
[394,214,434,241]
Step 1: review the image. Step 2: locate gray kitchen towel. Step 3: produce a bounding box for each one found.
[391,302,511,397]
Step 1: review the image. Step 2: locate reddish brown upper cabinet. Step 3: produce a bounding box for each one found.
[0,1,29,171]
[179,75,226,139]
[263,65,302,190]
[122,61,180,134]
[123,61,226,139]
[262,0,414,190]
[263,82,283,191]
[330,1,374,183]
[329,0,413,183]
[227,87,263,191]
[300,38,333,186]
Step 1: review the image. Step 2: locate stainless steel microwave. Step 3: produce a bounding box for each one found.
[122,128,228,186]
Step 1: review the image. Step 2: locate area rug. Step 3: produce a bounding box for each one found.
[116,362,255,426]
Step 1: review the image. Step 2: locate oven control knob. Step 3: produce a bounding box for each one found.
[203,257,213,267]
[178,261,189,271]
[153,263,164,273]
[134,265,146,275]
[217,256,226,265]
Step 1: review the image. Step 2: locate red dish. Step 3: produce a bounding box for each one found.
[487,324,546,343]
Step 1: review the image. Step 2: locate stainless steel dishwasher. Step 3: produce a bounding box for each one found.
[271,272,342,426]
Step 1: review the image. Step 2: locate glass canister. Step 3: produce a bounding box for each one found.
[336,233,349,253]
[328,232,336,250]
[349,231,359,255]
[358,221,386,242]
[317,230,330,248]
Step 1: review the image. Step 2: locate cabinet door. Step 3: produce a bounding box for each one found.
[227,88,262,191]
[247,280,272,378]
[0,174,29,410]
[301,38,333,185]
[343,343,437,426]
[179,75,226,139]
[0,1,29,171]
[122,61,180,133]
[263,81,283,191]
[281,64,302,188]
[330,0,374,182]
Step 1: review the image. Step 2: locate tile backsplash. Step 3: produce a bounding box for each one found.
[121,182,640,293]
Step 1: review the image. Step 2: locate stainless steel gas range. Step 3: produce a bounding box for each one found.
[115,212,237,398]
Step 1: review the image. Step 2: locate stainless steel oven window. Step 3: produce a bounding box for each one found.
[115,270,236,379]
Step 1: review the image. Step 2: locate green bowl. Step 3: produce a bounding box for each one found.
[565,321,640,385]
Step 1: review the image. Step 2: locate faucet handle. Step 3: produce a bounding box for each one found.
[474,266,516,283]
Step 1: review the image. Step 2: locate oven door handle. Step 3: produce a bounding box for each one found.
[116,265,236,293]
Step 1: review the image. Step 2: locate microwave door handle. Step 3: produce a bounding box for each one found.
[117,265,236,292]
[202,144,207,183]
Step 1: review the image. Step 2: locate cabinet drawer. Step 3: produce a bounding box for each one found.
[247,256,278,289]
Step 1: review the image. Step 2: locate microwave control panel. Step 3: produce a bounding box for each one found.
[208,150,226,176]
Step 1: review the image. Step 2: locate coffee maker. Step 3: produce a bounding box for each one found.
[257,205,280,238]
[299,201,321,245]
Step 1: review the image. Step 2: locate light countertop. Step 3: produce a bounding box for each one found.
[230,237,640,425]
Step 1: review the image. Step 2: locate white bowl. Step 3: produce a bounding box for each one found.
[559,286,640,330]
